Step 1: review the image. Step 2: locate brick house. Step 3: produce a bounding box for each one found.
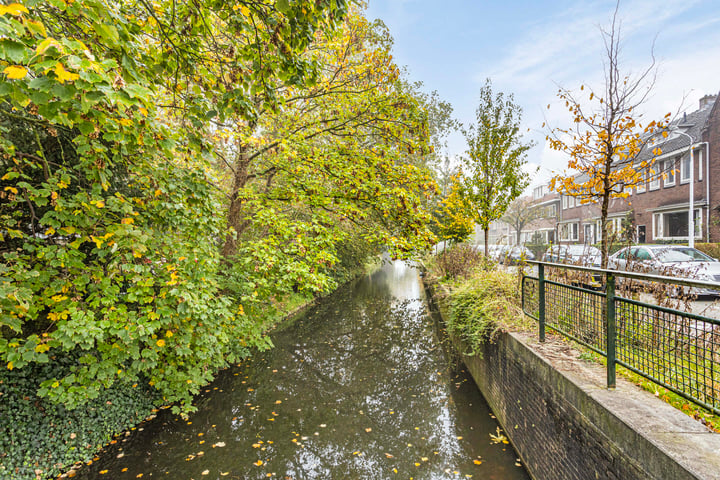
[618,93,717,243]
[526,92,719,246]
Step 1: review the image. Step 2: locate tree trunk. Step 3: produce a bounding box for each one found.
[484,228,489,257]
[221,143,252,259]
[600,189,610,269]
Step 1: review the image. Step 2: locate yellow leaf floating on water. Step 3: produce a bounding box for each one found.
[473,460,482,465]
[201,470,209,475]
[254,460,263,466]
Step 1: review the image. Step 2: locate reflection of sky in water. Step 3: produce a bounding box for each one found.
[73,260,529,480]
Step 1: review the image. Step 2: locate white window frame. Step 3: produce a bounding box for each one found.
[559,222,579,242]
[562,196,568,210]
[680,153,691,183]
[652,209,702,240]
[648,167,660,191]
[636,170,646,193]
[664,159,675,187]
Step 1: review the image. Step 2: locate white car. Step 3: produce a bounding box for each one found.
[608,245,720,296]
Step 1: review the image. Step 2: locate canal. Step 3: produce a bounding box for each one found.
[73,260,529,479]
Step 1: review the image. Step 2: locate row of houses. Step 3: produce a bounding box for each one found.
[485,92,720,247]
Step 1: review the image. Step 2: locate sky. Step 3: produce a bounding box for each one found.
[365,0,720,188]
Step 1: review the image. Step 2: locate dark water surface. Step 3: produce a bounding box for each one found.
[74,261,529,479]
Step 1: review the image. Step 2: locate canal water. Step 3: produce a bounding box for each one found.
[73,260,529,479]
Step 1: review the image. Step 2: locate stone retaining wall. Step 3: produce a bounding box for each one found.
[426,283,720,480]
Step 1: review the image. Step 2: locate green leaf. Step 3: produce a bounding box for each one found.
[92,23,119,45]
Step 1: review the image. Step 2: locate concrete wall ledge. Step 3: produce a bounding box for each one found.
[427,284,720,480]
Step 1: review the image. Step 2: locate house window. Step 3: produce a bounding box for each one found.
[636,170,646,193]
[568,196,575,208]
[533,185,545,200]
[648,166,660,190]
[653,209,702,239]
[562,196,568,210]
[560,223,579,241]
[664,159,675,186]
[681,154,691,183]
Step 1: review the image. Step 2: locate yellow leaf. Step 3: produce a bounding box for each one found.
[121,217,134,225]
[5,186,18,194]
[3,66,27,79]
[156,339,165,347]
[37,37,61,54]
[54,62,79,83]
[473,460,482,465]
[254,460,263,466]
[0,3,29,16]
[7,361,13,370]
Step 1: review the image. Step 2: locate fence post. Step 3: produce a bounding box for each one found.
[539,263,545,343]
[605,272,616,389]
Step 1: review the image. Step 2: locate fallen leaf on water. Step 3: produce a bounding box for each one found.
[385,453,394,458]
[100,471,108,475]
[213,442,226,448]
[421,457,428,462]
[473,460,482,465]
[365,428,372,433]
[201,470,209,475]
[254,460,263,466]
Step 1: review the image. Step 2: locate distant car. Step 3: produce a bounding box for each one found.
[543,244,601,267]
[608,245,720,296]
[543,244,602,288]
[502,245,535,265]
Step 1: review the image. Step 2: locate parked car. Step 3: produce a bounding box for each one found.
[486,244,508,261]
[543,244,602,288]
[608,245,720,296]
[502,245,535,265]
[543,244,601,267]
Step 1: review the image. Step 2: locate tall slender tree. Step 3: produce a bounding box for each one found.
[460,80,534,255]
[547,1,669,267]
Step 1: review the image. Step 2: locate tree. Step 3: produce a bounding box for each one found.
[547,1,669,267]
[501,197,544,245]
[0,0,348,413]
[460,79,534,256]
[211,8,438,304]
[435,175,475,244]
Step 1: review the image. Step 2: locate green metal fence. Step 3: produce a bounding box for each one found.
[522,261,720,415]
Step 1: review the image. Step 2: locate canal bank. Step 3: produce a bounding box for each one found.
[425,280,720,480]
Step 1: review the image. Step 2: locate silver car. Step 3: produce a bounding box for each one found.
[608,245,720,296]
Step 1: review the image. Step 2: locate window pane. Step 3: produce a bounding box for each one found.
[666,211,688,237]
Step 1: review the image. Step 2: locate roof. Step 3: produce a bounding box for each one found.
[636,96,717,162]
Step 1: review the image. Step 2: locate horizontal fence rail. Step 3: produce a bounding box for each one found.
[521,261,720,416]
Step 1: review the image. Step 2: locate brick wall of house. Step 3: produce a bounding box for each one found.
[705,94,720,241]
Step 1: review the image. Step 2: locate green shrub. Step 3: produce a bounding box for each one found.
[695,243,720,260]
[446,269,523,356]
[0,352,159,480]
[433,243,487,280]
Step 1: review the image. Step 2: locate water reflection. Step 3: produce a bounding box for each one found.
[74,260,529,480]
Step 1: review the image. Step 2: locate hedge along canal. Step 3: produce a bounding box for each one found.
[70,260,529,479]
